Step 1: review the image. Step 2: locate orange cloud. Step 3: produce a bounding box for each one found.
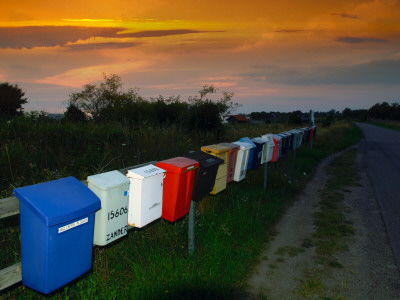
[37,60,150,87]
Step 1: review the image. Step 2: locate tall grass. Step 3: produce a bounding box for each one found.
[0,119,362,299]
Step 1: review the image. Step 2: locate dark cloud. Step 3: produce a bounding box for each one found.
[0,26,124,49]
[65,42,140,51]
[121,29,220,38]
[336,36,389,44]
[243,59,400,86]
[0,26,218,49]
[330,12,358,19]
[274,29,306,33]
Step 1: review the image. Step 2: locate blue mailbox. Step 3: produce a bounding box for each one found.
[13,177,101,294]
[239,137,263,170]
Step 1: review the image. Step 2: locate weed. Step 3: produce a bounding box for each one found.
[295,275,325,297]
[268,264,278,269]
[328,260,343,268]
[275,246,305,257]
[301,238,314,248]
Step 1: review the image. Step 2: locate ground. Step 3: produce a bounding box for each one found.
[246,145,400,299]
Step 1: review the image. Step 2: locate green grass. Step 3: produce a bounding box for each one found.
[0,119,363,299]
[367,120,400,131]
[294,148,359,299]
[312,148,358,264]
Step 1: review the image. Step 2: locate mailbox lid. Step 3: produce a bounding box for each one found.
[219,142,240,152]
[233,141,254,150]
[87,170,129,190]
[127,164,166,180]
[181,151,224,168]
[201,144,230,154]
[272,134,282,143]
[239,137,256,148]
[261,134,276,147]
[156,157,199,173]
[13,177,100,227]
[251,137,266,146]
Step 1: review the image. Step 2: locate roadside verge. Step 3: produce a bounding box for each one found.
[246,145,400,299]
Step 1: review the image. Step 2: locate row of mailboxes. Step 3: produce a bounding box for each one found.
[13,126,316,294]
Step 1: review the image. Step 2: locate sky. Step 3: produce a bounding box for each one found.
[1,0,400,114]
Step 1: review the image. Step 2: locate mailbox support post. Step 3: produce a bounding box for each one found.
[309,109,314,150]
[293,148,297,166]
[263,163,268,190]
[188,200,196,255]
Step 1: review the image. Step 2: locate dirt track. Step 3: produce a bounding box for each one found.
[245,145,400,299]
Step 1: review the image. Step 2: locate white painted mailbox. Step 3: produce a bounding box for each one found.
[87,170,130,246]
[126,164,166,228]
[260,134,276,163]
[232,141,253,182]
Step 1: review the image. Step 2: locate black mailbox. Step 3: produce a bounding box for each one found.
[181,151,224,202]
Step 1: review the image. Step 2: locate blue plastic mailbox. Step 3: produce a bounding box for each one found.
[239,137,259,170]
[13,177,101,294]
[250,137,265,170]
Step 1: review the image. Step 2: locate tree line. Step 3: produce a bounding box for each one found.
[66,74,239,132]
[1,75,399,127]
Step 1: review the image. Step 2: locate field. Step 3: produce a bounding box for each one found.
[0,118,362,299]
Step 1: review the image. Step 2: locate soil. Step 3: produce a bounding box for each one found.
[245,145,400,299]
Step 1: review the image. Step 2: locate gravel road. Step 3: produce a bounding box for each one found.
[246,126,400,299]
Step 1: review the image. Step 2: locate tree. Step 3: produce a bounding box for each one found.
[0,82,28,119]
[288,110,303,124]
[187,85,240,131]
[64,104,87,122]
[68,73,144,122]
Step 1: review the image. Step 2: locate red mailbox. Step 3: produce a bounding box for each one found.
[156,157,199,222]
[271,135,281,162]
[309,127,315,142]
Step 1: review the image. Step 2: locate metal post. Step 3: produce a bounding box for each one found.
[264,162,268,190]
[188,200,196,255]
[309,109,314,149]
[293,148,297,166]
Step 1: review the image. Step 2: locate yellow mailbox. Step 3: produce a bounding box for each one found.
[200,144,230,194]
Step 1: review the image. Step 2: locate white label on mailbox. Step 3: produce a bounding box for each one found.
[58,217,88,234]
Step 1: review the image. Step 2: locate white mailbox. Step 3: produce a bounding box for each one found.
[126,164,166,228]
[87,170,130,246]
[260,134,276,163]
[232,141,253,181]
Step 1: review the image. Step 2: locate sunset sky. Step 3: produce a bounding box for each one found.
[1,0,400,113]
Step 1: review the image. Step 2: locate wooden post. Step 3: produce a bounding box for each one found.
[0,263,21,291]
